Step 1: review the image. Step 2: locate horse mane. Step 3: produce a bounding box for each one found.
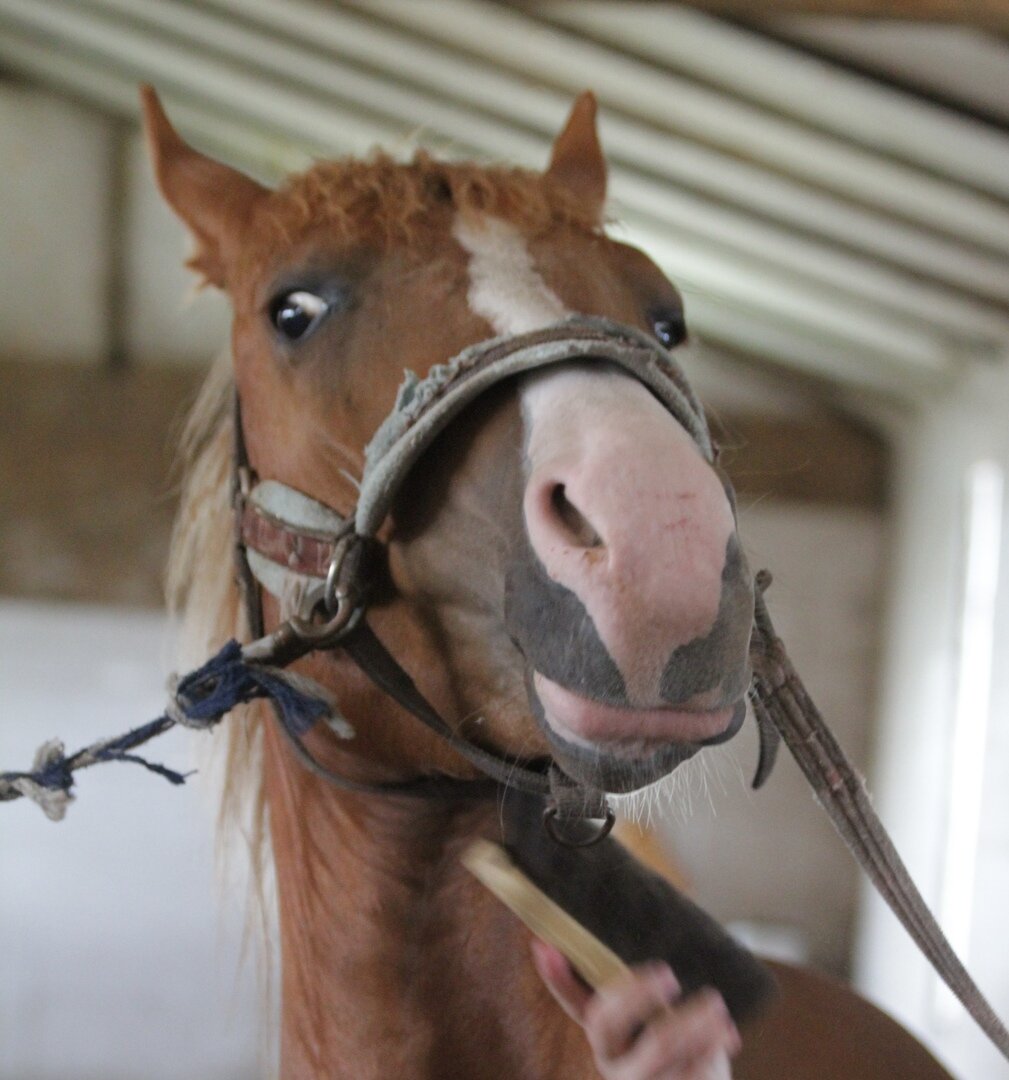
[166,348,276,986]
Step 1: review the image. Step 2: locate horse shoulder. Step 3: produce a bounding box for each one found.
[736,959,954,1080]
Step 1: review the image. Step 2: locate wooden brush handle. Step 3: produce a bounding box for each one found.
[462,839,629,990]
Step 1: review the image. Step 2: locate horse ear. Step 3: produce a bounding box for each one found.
[546,91,607,221]
[140,85,268,288]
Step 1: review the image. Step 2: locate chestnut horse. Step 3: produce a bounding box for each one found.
[147,88,954,1080]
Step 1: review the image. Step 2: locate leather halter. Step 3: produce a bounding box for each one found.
[229,315,1009,1054]
[232,318,715,838]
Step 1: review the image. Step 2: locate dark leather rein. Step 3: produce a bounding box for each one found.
[229,316,1007,1057]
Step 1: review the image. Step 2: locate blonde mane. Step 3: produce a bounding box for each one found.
[166,349,275,959]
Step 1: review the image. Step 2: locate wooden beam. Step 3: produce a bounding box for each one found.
[711,411,889,510]
[674,0,1009,22]
[0,361,201,608]
[0,361,888,609]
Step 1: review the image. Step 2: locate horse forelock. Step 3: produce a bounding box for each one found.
[260,150,601,250]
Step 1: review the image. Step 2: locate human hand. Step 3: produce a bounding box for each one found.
[531,939,739,1080]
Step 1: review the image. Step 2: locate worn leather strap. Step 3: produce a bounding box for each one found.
[240,503,337,579]
[749,572,1009,1061]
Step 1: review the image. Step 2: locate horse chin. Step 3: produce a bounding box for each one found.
[528,674,747,794]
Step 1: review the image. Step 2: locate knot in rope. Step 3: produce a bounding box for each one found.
[165,640,345,735]
[0,739,75,822]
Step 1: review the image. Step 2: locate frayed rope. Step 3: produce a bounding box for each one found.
[0,640,350,821]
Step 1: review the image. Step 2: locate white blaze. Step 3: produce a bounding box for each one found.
[453,213,568,334]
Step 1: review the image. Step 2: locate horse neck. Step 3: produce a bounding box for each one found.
[261,721,589,1080]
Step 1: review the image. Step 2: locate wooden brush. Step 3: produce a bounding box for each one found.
[462,838,630,990]
[462,839,734,1079]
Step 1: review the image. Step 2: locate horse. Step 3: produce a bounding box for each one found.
[144,86,955,1080]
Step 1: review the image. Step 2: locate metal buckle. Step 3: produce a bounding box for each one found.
[542,804,616,847]
[286,529,364,648]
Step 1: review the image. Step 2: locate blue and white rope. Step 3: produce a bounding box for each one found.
[0,640,348,821]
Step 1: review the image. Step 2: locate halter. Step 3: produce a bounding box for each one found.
[231,317,716,840]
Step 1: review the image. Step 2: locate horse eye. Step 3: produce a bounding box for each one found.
[653,313,687,349]
[270,290,329,341]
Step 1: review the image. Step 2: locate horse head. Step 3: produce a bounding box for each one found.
[144,88,753,805]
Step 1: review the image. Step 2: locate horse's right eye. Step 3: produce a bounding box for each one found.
[270,290,329,341]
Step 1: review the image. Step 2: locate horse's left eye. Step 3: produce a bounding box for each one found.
[653,312,687,349]
[270,290,329,341]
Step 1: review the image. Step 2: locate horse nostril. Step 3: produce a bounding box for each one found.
[550,483,603,549]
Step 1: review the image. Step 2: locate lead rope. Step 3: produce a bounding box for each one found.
[0,639,345,821]
[749,570,1009,1060]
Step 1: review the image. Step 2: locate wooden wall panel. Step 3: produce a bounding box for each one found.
[0,361,201,607]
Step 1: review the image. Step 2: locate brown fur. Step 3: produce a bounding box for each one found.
[266,151,601,252]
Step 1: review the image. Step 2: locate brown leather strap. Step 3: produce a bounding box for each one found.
[749,571,1009,1062]
[240,502,337,578]
[341,622,561,799]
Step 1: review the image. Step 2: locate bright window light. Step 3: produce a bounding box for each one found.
[934,459,1004,1022]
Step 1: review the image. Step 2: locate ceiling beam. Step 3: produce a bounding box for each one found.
[542,1,1009,201]
[0,0,981,384]
[3,0,1007,396]
[193,0,1009,320]
[639,0,1009,22]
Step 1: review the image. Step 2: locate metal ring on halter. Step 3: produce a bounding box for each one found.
[284,530,366,647]
[286,592,363,647]
[542,804,616,848]
[323,530,359,615]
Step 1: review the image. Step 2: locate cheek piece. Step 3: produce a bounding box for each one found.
[2,316,1007,1061]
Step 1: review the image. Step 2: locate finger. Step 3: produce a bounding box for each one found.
[650,1054,733,1080]
[530,938,593,1024]
[583,963,680,1061]
[653,1047,735,1080]
[623,989,740,1079]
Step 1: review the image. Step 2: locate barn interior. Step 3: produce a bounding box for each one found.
[1,2,1009,1078]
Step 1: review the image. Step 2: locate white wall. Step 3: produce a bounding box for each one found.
[854,362,1009,1080]
[0,83,230,370]
[123,130,230,366]
[0,602,264,1080]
